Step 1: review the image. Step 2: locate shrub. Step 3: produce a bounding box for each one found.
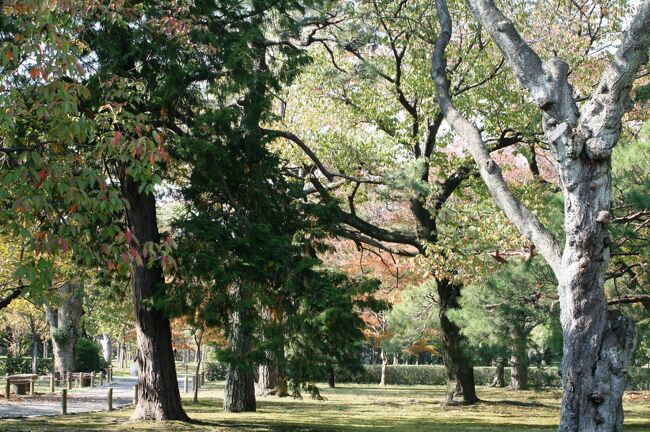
[74,339,108,372]
[2,356,53,375]
[4,355,32,375]
[204,361,228,381]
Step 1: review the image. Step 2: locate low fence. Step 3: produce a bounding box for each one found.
[1,368,114,398]
[0,368,208,416]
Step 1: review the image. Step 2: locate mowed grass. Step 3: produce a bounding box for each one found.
[2,383,649,432]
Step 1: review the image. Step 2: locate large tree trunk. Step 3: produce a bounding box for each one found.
[46,282,83,376]
[223,283,256,413]
[437,278,478,405]
[120,174,188,421]
[379,348,388,386]
[558,181,636,430]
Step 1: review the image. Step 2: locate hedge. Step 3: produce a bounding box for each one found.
[337,365,650,390]
[0,357,53,375]
[200,362,650,390]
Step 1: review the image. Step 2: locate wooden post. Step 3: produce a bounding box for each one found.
[29,379,35,396]
[5,376,10,399]
[66,372,72,390]
[108,365,113,382]
[61,389,67,415]
[184,375,189,393]
[108,387,113,411]
[50,374,55,393]
[133,384,138,406]
[99,371,104,386]
[78,372,83,388]
[90,372,95,387]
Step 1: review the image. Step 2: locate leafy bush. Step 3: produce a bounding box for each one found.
[2,356,53,375]
[74,339,108,372]
[4,355,31,375]
[204,361,228,381]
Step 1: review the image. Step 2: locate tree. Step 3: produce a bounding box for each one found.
[432,0,650,429]
[450,258,558,390]
[45,281,83,375]
[270,0,546,403]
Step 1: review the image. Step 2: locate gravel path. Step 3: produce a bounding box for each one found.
[0,376,187,419]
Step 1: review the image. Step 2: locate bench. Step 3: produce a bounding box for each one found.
[6,374,38,395]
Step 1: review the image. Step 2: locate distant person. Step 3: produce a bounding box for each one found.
[130,362,138,376]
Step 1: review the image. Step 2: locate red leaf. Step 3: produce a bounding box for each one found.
[29,67,40,79]
[38,169,47,181]
[125,230,132,243]
[129,247,138,257]
[60,239,68,253]
[111,130,122,145]
[121,252,129,263]
[5,50,13,61]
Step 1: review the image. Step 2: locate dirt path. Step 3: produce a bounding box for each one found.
[0,376,186,418]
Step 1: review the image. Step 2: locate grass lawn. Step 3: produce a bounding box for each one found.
[2,383,649,431]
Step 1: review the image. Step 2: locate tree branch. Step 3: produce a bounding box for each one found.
[580,0,650,159]
[432,0,563,278]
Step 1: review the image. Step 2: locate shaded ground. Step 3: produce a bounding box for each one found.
[0,384,648,431]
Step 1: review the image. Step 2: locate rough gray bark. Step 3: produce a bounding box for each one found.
[255,350,288,397]
[223,283,256,413]
[255,308,288,397]
[100,334,112,363]
[46,282,83,376]
[510,352,528,391]
[433,0,649,429]
[510,320,529,390]
[379,348,388,386]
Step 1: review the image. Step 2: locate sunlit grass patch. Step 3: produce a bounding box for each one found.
[1,384,648,431]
